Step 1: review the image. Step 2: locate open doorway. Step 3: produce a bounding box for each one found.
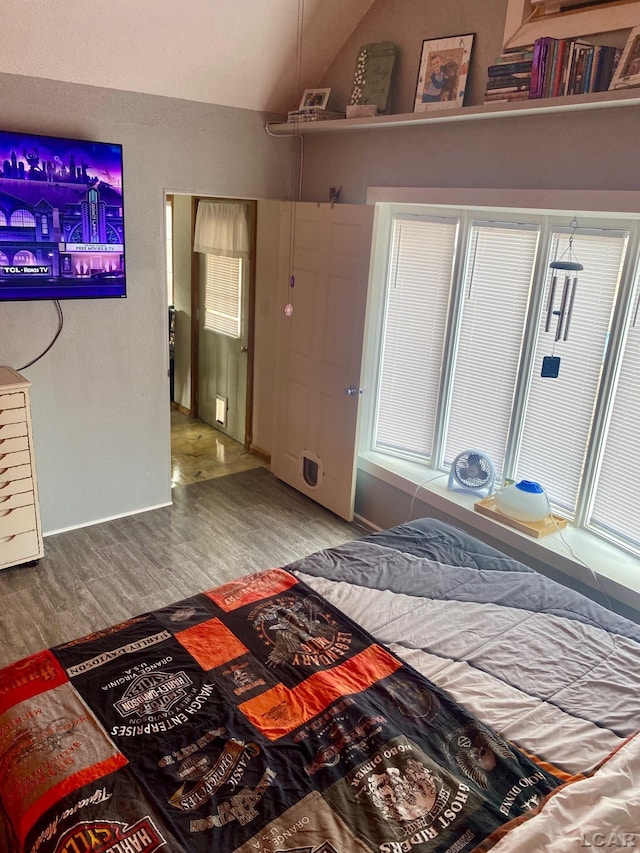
[166,193,266,488]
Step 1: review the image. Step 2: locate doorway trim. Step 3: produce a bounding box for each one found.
[189,196,257,449]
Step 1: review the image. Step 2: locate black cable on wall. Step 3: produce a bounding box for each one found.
[18,300,64,371]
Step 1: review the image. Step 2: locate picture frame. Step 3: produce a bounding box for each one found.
[349,42,399,114]
[503,0,640,52]
[298,88,331,110]
[609,26,640,90]
[413,33,474,112]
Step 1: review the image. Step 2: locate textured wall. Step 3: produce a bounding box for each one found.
[305,0,639,204]
[0,73,291,532]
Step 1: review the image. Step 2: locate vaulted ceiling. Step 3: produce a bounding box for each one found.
[0,0,376,114]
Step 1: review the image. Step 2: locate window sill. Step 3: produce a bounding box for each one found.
[358,450,640,616]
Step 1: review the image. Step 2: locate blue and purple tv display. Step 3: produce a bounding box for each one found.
[0,129,126,301]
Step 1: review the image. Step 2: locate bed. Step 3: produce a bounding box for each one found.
[0,518,638,853]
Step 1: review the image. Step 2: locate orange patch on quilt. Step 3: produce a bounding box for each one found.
[15,753,128,846]
[239,644,402,740]
[0,650,67,715]
[205,568,299,612]
[176,618,248,670]
[515,743,575,782]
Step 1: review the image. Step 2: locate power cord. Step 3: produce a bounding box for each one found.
[264,122,305,201]
[543,493,616,615]
[404,472,448,523]
[18,300,64,371]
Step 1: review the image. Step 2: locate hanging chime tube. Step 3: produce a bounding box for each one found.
[555,274,571,342]
[563,276,578,341]
[545,274,557,332]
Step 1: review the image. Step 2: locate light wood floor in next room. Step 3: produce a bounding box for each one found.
[0,451,366,671]
[170,409,266,487]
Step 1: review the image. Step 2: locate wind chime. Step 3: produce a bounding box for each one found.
[541,217,583,378]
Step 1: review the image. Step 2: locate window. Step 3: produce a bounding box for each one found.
[10,209,36,227]
[375,216,458,458]
[589,288,640,549]
[203,254,242,338]
[368,202,640,554]
[516,229,626,514]
[444,221,539,480]
[14,250,36,264]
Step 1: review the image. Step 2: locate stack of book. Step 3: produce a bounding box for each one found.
[287,107,345,123]
[529,37,621,99]
[483,51,534,104]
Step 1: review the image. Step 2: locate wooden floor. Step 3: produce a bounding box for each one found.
[0,468,366,670]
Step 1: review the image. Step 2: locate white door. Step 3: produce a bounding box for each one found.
[198,253,249,443]
[272,202,374,521]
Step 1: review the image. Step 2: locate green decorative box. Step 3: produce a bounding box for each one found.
[349,42,399,114]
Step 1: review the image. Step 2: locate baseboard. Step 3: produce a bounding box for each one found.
[171,402,191,415]
[354,513,380,532]
[43,501,173,537]
[249,445,271,463]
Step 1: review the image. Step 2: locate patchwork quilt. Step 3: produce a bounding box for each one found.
[0,519,638,853]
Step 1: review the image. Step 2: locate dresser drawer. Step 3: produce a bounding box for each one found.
[0,435,29,455]
[0,392,25,414]
[0,490,34,511]
[0,504,37,537]
[0,449,31,470]
[0,529,41,569]
[0,404,27,427]
[0,463,32,483]
[0,421,28,440]
[0,476,34,497]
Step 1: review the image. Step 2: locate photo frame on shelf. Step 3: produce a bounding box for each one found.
[299,88,331,109]
[414,33,474,112]
[349,42,399,114]
[609,26,640,90]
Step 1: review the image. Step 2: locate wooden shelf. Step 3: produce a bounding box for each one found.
[474,494,568,539]
[267,88,640,134]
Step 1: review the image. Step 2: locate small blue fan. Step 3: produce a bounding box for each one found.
[448,450,495,497]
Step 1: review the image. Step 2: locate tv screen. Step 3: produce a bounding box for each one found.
[0,129,125,301]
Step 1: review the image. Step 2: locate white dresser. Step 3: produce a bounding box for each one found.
[0,366,43,570]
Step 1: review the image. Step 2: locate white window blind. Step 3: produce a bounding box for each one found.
[589,291,640,548]
[516,230,627,513]
[204,254,242,338]
[444,222,538,477]
[374,216,458,458]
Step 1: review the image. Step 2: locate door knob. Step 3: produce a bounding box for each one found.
[344,385,364,397]
[240,345,248,352]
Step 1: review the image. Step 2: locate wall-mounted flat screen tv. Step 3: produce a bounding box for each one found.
[0,129,125,301]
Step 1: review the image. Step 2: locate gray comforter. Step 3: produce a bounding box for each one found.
[287,518,640,851]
